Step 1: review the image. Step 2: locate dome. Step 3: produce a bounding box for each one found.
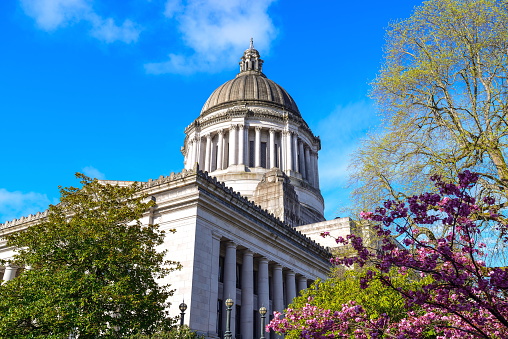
[200,39,300,117]
[200,74,300,117]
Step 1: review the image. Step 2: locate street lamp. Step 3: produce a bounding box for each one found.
[224,298,234,339]
[259,306,267,339]
[179,301,187,327]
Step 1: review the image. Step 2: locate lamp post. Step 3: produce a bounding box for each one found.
[179,302,187,327]
[259,306,267,339]
[224,298,234,339]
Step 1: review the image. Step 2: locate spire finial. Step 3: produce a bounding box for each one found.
[238,38,264,75]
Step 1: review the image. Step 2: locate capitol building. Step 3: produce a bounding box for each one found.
[0,41,356,339]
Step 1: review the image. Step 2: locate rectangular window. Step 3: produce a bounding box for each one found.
[236,305,242,338]
[269,276,273,300]
[253,310,259,338]
[274,143,279,168]
[261,142,267,168]
[225,143,229,168]
[236,263,242,289]
[219,256,225,283]
[249,141,255,167]
[217,299,223,337]
[253,270,258,295]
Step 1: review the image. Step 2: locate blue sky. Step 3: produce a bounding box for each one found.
[0,0,423,223]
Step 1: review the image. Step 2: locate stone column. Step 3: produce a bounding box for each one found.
[273,264,284,313]
[204,134,212,172]
[285,271,296,307]
[314,152,320,188]
[238,124,245,165]
[299,140,305,178]
[255,127,262,167]
[286,132,293,171]
[186,139,193,169]
[217,130,224,170]
[305,146,311,184]
[195,136,201,168]
[269,129,276,168]
[293,134,299,173]
[208,232,222,335]
[228,125,237,166]
[280,131,287,171]
[223,242,237,335]
[2,264,16,283]
[311,151,318,187]
[258,258,270,309]
[241,250,254,339]
[298,276,308,294]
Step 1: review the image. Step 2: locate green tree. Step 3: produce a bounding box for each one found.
[128,326,205,339]
[276,267,432,338]
[351,0,508,215]
[0,174,180,338]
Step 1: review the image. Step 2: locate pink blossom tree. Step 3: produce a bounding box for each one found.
[268,171,508,338]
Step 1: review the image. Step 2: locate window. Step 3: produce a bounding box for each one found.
[274,143,279,168]
[236,263,242,289]
[236,305,242,338]
[217,299,223,337]
[269,276,273,300]
[253,270,258,295]
[253,310,259,338]
[249,141,255,167]
[261,142,267,168]
[219,256,225,283]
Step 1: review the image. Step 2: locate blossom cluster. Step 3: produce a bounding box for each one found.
[268,171,508,338]
[267,300,389,339]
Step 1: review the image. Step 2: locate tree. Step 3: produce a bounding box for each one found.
[330,172,508,338]
[267,267,433,338]
[0,174,180,338]
[128,326,205,339]
[351,0,508,220]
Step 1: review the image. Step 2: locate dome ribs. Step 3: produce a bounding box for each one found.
[200,70,301,116]
[259,77,270,102]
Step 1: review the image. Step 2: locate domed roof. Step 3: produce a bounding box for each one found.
[200,40,300,117]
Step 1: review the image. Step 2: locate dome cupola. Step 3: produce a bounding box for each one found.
[182,40,325,225]
[200,39,300,118]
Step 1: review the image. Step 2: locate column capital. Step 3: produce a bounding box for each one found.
[237,123,244,129]
[258,257,269,264]
[269,128,276,134]
[255,126,262,132]
[206,133,212,140]
[230,124,238,130]
[298,275,307,282]
[225,241,237,249]
[217,129,224,136]
[242,249,254,256]
[282,130,290,136]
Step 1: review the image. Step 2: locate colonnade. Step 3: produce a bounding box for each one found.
[186,125,319,187]
[219,241,309,339]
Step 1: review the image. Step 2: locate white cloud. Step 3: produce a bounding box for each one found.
[145,0,277,74]
[82,166,106,179]
[19,0,141,43]
[0,189,51,224]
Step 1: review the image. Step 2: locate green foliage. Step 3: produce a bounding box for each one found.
[0,173,180,338]
[351,0,508,214]
[283,266,431,338]
[128,326,204,339]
